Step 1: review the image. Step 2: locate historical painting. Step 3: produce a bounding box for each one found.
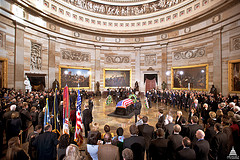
[59,66,91,89]
[171,64,208,90]
[104,69,131,88]
[229,59,240,93]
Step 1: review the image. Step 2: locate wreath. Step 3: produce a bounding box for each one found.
[129,94,137,103]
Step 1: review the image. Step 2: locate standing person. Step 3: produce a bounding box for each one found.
[57,134,70,160]
[87,133,99,160]
[70,106,76,127]
[167,124,183,160]
[186,116,203,144]
[27,125,42,160]
[6,112,22,143]
[201,103,210,128]
[163,115,174,139]
[82,104,93,138]
[6,136,30,160]
[210,123,228,160]
[193,130,210,160]
[156,109,165,129]
[175,111,183,125]
[98,133,120,160]
[88,97,94,112]
[134,98,142,123]
[123,125,145,160]
[30,106,38,130]
[32,124,59,160]
[20,102,32,143]
[149,128,169,160]
[177,137,196,160]
[137,116,154,160]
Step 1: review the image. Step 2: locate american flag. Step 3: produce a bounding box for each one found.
[74,90,84,146]
[116,98,133,108]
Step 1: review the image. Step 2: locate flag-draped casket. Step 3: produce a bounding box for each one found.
[115,98,134,115]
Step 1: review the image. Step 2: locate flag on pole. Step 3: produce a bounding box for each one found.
[44,98,50,130]
[74,90,84,146]
[63,86,70,134]
[52,88,60,133]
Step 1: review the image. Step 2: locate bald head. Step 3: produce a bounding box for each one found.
[196,129,205,140]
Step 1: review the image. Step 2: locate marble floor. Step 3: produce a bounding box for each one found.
[83,96,189,137]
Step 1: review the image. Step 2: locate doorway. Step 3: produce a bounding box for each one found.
[144,74,158,93]
[0,58,8,88]
[26,73,46,91]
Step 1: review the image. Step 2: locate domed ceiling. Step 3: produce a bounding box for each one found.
[10,0,232,35]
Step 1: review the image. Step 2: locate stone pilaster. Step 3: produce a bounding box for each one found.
[48,35,56,89]
[134,46,141,89]
[14,22,25,91]
[160,43,168,86]
[212,28,222,93]
[95,45,101,91]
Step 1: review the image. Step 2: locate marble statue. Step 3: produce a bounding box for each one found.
[24,76,32,93]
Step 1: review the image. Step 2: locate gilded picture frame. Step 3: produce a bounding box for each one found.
[171,64,209,91]
[228,59,240,93]
[59,66,91,89]
[0,57,8,88]
[103,69,131,88]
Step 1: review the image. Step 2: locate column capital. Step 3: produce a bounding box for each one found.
[210,26,223,35]
[15,21,25,30]
[134,46,141,50]
[160,42,168,47]
[48,35,56,41]
[94,45,102,49]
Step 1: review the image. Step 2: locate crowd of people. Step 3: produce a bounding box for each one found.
[0,87,240,160]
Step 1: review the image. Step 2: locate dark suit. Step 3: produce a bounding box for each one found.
[193,139,210,160]
[187,124,204,143]
[205,126,216,145]
[210,132,228,160]
[164,123,174,139]
[32,131,59,160]
[138,124,154,160]
[179,124,189,137]
[149,137,169,160]
[82,108,93,138]
[134,102,142,123]
[175,116,183,125]
[167,134,183,160]
[20,109,31,143]
[156,114,165,129]
[123,135,145,160]
[177,147,196,160]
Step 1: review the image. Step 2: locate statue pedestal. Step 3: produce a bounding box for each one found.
[96,91,101,96]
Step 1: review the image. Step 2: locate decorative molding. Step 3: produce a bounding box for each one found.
[0,31,6,48]
[61,50,90,62]
[49,23,56,30]
[147,67,155,71]
[63,0,186,16]
[184,27,191,33]
[74,32,80,37]
[212,14,221,23]
[95,36,101,41]
[173,47,205,60]
[115,38,120,43]
[230,35,240,51]
[145,54,156,66]
[105,55,130,63]
[31,41,42,70]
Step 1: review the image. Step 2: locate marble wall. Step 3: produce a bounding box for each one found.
[0,0,240,95]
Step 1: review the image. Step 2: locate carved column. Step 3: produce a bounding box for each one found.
[160,43,168,87]
[95,45,101,91]
[14,22,25,90]
[212,28,222,93]
[134,46,141,90]
[48,35,56,89]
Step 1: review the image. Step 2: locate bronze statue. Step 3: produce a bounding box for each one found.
[161,81,167,90]
[52,79,60,90]
[135,81,139,91]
